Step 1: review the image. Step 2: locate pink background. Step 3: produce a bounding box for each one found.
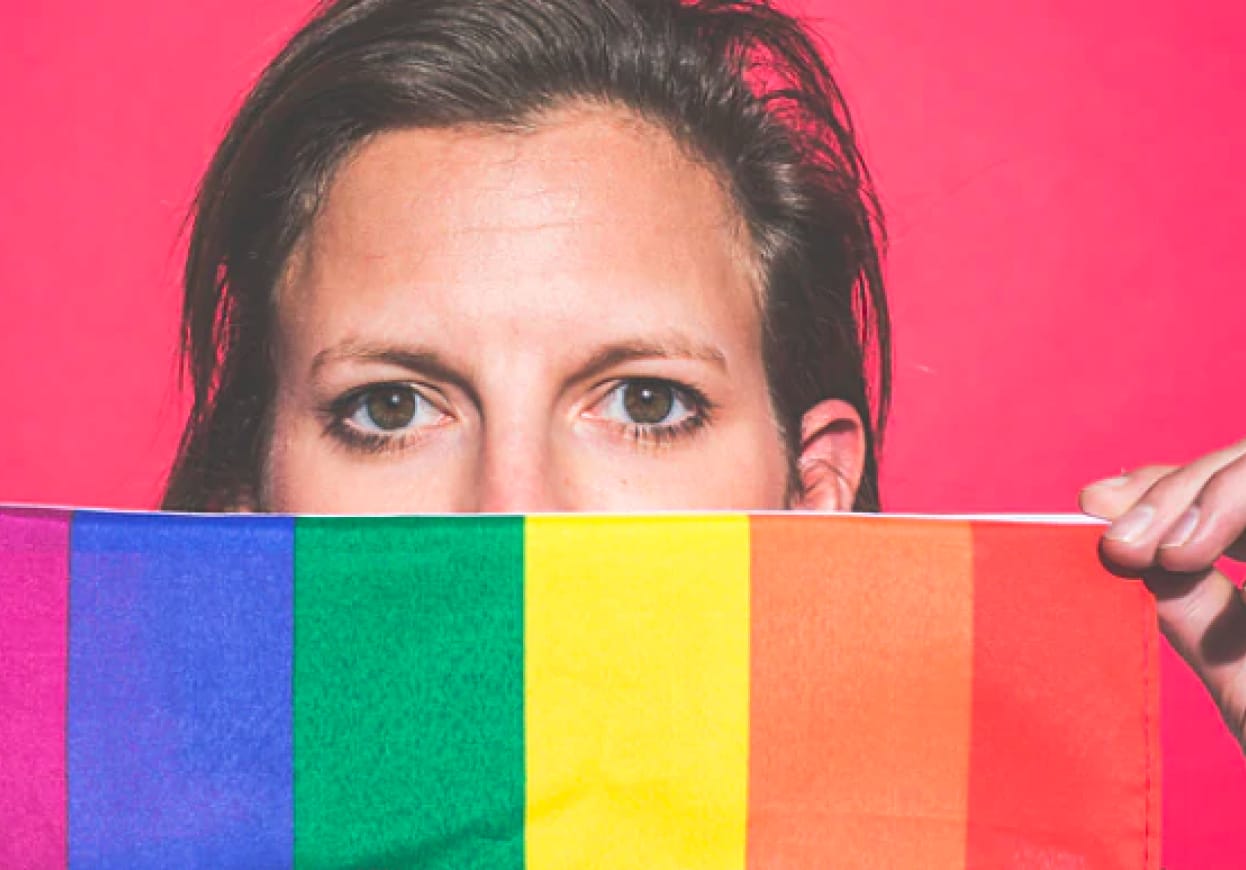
[1,0,1243,863]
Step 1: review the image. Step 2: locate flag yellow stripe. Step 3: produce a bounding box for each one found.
[525,515,750,870]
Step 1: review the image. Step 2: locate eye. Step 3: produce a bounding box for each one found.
[332,383,447,439]
[356,385,420,431]
[589,378,710,443]
[616,379,684,425]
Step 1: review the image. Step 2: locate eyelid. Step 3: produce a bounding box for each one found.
[581,377,715,438]
[321,381,455,456]
[587,376,711,407]
[330,380,452,418]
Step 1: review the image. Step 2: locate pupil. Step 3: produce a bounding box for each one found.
[366,388,416,430]
[623,381,674,424]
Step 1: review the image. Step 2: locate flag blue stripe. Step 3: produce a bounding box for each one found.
[68,511,294,868]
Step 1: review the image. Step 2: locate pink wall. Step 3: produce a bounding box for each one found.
[1,1,1243,863]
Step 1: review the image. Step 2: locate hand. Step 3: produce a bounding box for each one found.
[1080,439,1246,754]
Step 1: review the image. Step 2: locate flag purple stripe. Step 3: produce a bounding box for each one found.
[67,512,294,867]
[0,508,69,870]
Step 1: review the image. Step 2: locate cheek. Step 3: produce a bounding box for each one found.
[261,400,476,514]
[564,423,790,512]
[257,412,326,512]
[706,427,791,509]
[256,391,353,511]
[263,438,469,514]
[721,412,793,510]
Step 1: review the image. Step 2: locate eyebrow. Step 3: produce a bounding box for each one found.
[310,335,728,390]
[572,339,728,383]
[311,343,478,401]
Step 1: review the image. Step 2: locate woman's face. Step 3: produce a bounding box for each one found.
[261,106,797,513]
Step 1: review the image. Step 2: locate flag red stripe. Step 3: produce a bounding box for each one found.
[965,521,1160,868]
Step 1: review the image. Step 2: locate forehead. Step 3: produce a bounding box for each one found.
[282,105,761,356]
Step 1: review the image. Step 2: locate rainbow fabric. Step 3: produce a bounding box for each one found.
[1,508,1160,868]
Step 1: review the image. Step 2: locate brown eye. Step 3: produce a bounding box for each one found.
[586,378,710,446]
[363,386,418,430]
[331,382,447,450]
[622,379,675,424]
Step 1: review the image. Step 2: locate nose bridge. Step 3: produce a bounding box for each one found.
[475,426,562,513]
[472,382,565,514]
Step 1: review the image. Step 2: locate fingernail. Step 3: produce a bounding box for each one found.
[1104,504,1156,543]
[1085,475,1130,490]
[1159,506,1201,549]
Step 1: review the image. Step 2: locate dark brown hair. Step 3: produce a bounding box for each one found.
[162,0,891,511]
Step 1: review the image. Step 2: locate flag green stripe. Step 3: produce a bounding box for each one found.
[293,516,525,868]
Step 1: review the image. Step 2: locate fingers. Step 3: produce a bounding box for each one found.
[1156,452,1246,571]
[1147,566,1246,750]
[1082,440,1246,750]
[1079,465,1175,521]
[1083,439,1246,574]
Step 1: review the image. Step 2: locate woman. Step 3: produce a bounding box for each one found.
[162,0,1246,748]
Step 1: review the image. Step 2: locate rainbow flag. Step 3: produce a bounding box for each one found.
[0,508,1160,868]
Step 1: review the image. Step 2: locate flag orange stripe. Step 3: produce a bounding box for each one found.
[747,515,976,866]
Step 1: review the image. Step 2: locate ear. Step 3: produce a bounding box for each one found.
[791,399,866,512]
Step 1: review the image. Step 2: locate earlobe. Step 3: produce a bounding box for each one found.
[792,399,866,512]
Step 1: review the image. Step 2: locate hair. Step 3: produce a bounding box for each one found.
[162,0,892,511]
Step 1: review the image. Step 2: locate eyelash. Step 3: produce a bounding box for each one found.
[321,382,440,455]
[608,383,714,448]
[320,378,715,454]
[324,422,408,455]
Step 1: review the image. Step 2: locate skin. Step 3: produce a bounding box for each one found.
[1082,444,1246,751]
[261,104,1246,751]
[262,106,862,514]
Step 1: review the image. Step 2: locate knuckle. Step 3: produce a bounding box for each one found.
[1191,462,1246,554]
[1119,465,1178,492]
[1198,456,1246,510]
[1136,469,1188,512]
[1178,586,1219,628]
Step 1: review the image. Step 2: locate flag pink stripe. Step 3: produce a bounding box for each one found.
[0,508,69,869]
